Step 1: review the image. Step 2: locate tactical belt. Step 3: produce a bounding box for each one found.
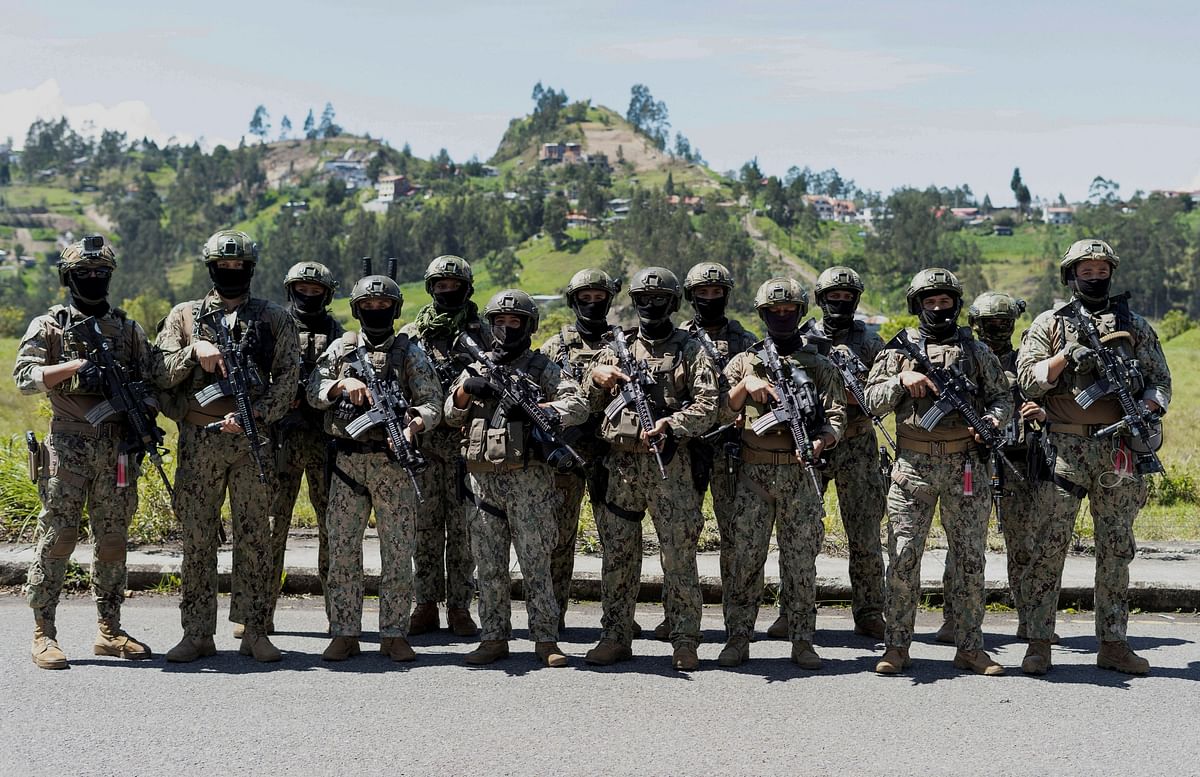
[1052,474,1088,500]
[1047,422,1106,438]
[50,420,121,439]
[841,418,874,440]
[739,447,800,466]
[458,478,508,520]
[896,436,975,456]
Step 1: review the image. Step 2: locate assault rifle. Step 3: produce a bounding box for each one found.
[889,329,1021,525]
[604,327,670,479]
[343,344,427,502]
[194,310,272,485]
[827,348,898,453]
[67,317,174,499]
[1058,298,1164,475]
[459,334,585,471]
[750,336,826,496]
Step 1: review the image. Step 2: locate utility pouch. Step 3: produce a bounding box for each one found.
[25,431,40,482]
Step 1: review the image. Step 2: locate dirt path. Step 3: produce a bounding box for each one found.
[742,212,818,286]
[84,204,114,232]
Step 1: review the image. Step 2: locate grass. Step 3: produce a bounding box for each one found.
[0,184,98,210]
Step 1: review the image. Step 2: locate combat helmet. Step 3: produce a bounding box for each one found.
[814,266,864,300]
[424,254,474,295]
[628,267,682,313]
[1060,239,1119,285]
[754,277,809,317]
[57,234,116,286]
[284,261,338,307]
[683,262,734,300]
[905,268,963,314]
[565,268,620,299]
[349,257,403,323]
[483,288,540,334]
[967,291,1026,326]
[202,230,258,264]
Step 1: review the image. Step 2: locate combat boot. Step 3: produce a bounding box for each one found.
[165,634,217,663]
[322,636,361,661]
[94,618,152,660]
[1015,623,1059,644]
[632,620,643,638]
[233,623,245,639]
[447,607,479,637]
[535,641,569,668]
[717,636,750,668]
[464,640,510,666]
[853,614,886,641]
[380,637,416,662]
[584,639,633,666]
[766,613,788,639]
[1097,640,1150,675]
[875,646,911,675]
[790,640,823,670]
[1021,640,1052,675]
[652,618,671,641]
[934,618,955,644]
[408,602,440,635]
[953,649,1005,676]
[672,644,700,671]
[239,631,282,663]
[32,619,68,670]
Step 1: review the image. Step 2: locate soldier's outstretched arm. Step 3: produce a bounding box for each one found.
[975,343,1014,427]
[863,348,907,416]
[153,302,201,389]
[1016,311,1058,399]
[816,356,848,444]
[1131,314,1171,412]
[404,343,444,431]
[308,340,342,411]
[667,340,719,438]
[542,359,590,427]
[13,316,57,395]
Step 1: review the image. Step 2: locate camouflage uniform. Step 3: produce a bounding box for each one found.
[308,330,442,638]
[15,303,156,628]
[721,339,846,644]
[578,326,719,649]
[444,339,588,643]
[156,289,299,638]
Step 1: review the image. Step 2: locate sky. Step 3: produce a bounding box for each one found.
[2,0,1198,203]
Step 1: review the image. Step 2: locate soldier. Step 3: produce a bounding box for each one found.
[400,256,489,638]
[445,290,588,667]
[936,292,1052,646]
[718,278,846,668]
[156,230,299,663]
[579,267,720,671]
[775,266,888,641]
[1017,239,1171,675]
[14,235,154,669]
[309,264,442,662]
[673,261,757,642]
[539,268,620,631]
[865,268,1012,676]
[232,262,343,637]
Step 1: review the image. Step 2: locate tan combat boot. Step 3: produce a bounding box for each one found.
[717,636,750,668]
[408,602,440,635]
[652,618,671,641]
[1016,623,1060,644]
[766,613,789,639]
[672,644,700,671]
[535,641,569,668]
[94,619,152,660]
[853,614,886,641]
[1021,640,1052,675]
[321,636,360,661]
[790,640,823,670]
[584,639,633,666]
[934,618,956,644]
[875,646,911,675]
[380,637,416,662]
[464,639,510,666]
[165,634,217,663]
[1097,640,1150,675]
[32,619,68,670]
[239,630,282,663]
[447,607,479,637]
[953,649,1005,676]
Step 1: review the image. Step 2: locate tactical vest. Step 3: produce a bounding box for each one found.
[554,325,608,382]
[1044,299,1139,426]
[894,328,985,443]
[414,318,489,392]
[461,351,550,471]
[43,305,141,423]
[326,331,411,441]
[603,328,692,448]
[291,315,342,425]
[737,343,826,460]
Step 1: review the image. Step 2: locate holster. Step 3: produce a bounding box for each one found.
[687,438,714,493]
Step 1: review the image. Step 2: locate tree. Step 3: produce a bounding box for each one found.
[248,105,270,142]
[673,132,692,162]
[740,158,764,197]
[664,172,675,196]
[626,84,670,150]
[1010,167,1032,215]
[279,115,292,141]
[1087,175,1121,205]
[485,248,523,287]
[318,103,341,139]
[303,109,317,140]
[981,194,993,213]
[544,192,569,249]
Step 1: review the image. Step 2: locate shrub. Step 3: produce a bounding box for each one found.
[1159,309,1195,342]
[1148,468,1198,506]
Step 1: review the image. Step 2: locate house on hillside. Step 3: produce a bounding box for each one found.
[376,175,413,204]
[1041,205,1075,225]
[323,149,372,190]
[539,141,588,166]
[666,194,704,213]
[803,194,857,223]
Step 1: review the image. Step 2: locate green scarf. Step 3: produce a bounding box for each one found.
[412,299,480,340]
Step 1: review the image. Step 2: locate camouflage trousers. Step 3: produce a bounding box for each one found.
[885,450,991,652]
[326,449,420,638]
[26,430,138,623]
[174,424,276,637]
[820,429,887,621]
[708,442,744,626]
[1021,431,1148,642]
[269,427,330,621]
[412,435,475,609]
[726,461,825,642]
[465,464,559,642]
[598,447,703,648]
[554,466,607,619]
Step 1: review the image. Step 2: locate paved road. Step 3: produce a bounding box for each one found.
[2,595,1198,776]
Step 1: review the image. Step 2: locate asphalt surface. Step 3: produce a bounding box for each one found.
[3,595,1199,776]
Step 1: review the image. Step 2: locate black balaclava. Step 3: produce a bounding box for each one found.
[691,291,729,328]
[433,284,469,312]
[1068,271,1112,312]
[357,303,396,344]
[491,319,533,362]
[67,270,112,316]
[209,261,254,299]
[977,319,1015,354]
[635,295,674,339]
[290,289,329,326]
[819,296,857,331]
[762,308,803,355]
[917,294,961,340]
[571,292,612,339]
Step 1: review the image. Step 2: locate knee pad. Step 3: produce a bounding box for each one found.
[47,527,79,560]
[97,532,127,563]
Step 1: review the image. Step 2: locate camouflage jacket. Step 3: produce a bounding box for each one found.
[808,318,883,427]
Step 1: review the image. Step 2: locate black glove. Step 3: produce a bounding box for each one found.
[462,376,498,399]
[75,360,103,392]
[1064,343,1097,374]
